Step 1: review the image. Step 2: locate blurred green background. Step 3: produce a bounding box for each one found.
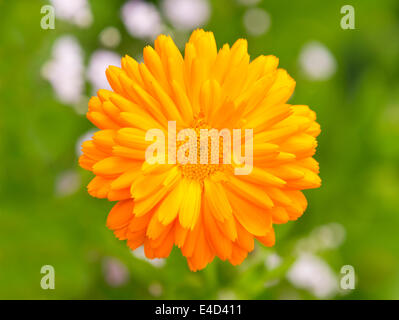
[1,0,399,299]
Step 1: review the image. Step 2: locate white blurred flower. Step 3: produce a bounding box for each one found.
[295,223,346,254]
[99,27,121,48]
[42,36,84,105]
[50,0,93,28]
[148,282,163,297]
[243,8,271,36]
[121,0,163,39]
[162,0,210,31]
[75,129,96,157]
[295,237,320,254]
[265,253,282,270]
[55,170,81,197]
[87,50,121,93]
[102,257,130,287]
[132,246,166,268]
[312,223,346,250]
[299,41,337,81]
[287,253,338,299]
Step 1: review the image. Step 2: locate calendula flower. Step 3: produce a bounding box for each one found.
[79,29,321,271]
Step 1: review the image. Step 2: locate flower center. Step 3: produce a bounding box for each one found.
[178,119,231,181]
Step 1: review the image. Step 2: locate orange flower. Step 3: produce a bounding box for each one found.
[79,29,321,271]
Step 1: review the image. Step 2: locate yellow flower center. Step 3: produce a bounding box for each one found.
[178,119,231,181]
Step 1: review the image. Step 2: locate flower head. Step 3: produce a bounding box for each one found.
[79,29,321,271]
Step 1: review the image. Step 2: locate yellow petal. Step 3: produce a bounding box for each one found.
[171,80,194,124]
[143,45,171,95]
[110,167,141,190]
[204,178,233,222]
[157,180,184,225]
[225,176,274,209]
[225,189,272,236]
[93,156,135,176]
[238,166,286,187]
[179,179,202,230]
